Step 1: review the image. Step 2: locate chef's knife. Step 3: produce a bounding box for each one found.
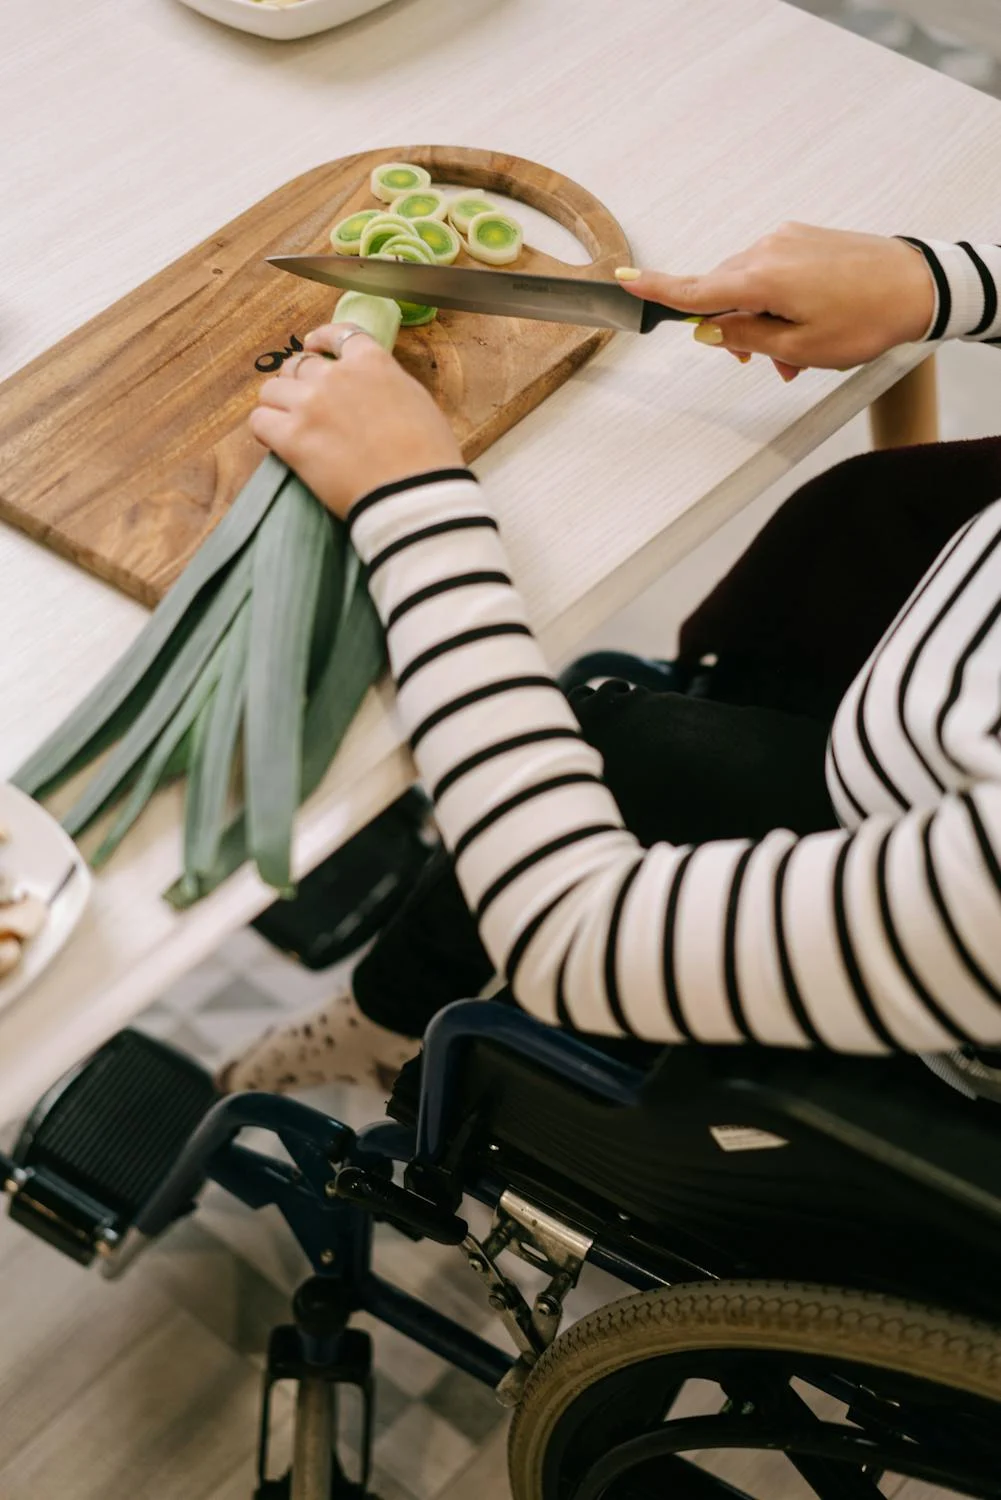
[267,256,720,333]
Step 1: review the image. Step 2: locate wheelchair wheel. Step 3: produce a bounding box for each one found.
[508,1280,1001,1499]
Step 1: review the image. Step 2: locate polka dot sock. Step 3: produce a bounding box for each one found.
[217,988,419,1095]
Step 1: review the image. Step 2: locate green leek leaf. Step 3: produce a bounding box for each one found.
[14,453,289,798]
[183,599,251,880]
[244,476,331,893]
[62,543,255,839]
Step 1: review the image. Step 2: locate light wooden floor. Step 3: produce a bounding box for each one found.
[0,1202,960,1500]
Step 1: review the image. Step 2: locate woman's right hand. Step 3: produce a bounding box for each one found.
[615,222,936,380]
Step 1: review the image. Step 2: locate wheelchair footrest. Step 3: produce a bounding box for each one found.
[6,1029,218,1264]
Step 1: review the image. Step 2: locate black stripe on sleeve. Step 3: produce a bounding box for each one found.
[386,572,512,629]
[396,623,533,691]
[874,827,974,1045]
[348,468,476,529]
[662,848,697,1040]
[367,516,499,578]
[410,675,556,751]
[832,840,899,1050]
[432,728,583,800]
[826,737,868,823]
[452,772,605,860]
[722,845,756,1041]
[504,879,585,987]
[853,670,911,811]
[958,241,998,337]
[899,237,952,339]
[604,860,645,1036]
[960,792,1001,900]
[933,595,1001,773]
[895,523,1001,786]
[773,844,826,1047]
[845,513,999,807]
[475,825,620,921]
[554,950,573,1028]
[921,814,1001,1004]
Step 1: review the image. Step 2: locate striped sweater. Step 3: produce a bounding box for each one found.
[348,238,1001,1054]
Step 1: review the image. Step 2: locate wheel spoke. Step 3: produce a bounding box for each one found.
[719,1375,884,1500]
[605,1455,758,1500]
[784,1453,884,1500]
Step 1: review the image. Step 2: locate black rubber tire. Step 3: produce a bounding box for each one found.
[507,1279,1001,1499]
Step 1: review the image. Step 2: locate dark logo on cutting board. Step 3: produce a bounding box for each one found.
[254,335,304,373]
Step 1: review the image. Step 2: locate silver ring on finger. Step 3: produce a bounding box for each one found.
[290,351,322,379]
[331,326,368,359]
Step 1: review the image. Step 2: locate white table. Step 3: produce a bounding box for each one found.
[3,0,1001,1122]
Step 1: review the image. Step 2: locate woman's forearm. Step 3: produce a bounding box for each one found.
[350,473,1001,1055]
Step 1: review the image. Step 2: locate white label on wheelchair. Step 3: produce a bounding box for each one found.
[709,1125,789,1152]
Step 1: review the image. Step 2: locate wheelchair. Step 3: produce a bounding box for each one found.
[4,652,1001,1499]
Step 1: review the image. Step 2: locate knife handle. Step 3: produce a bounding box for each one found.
[639,301,728,334]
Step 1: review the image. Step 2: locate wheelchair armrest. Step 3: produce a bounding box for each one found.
[413,1001,646,1165]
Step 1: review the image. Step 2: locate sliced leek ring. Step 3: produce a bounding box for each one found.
[370,251,438,327]
[447,194,502,237]
[398,303,438,328]
[376,236,438,265]
[359,214,422,258]
[411,217,462,265]
[370,162,431,203]
[329,209,381,256]
[331,291,402,351]
[390,188,449,222]
[466,210,524,266]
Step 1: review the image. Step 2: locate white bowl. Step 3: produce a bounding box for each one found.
[177,0,395,40]
[0,783,92,1014]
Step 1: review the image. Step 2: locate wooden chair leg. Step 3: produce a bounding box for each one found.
[869,354,939,449]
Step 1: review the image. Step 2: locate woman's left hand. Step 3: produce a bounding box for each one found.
[249,322,464,520]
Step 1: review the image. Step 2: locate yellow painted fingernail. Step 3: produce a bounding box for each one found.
[693,323,725,346]
[684,316,704,325]
[736,352,752,365]
[614,267,642,281]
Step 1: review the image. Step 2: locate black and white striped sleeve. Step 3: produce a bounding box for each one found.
[900,237,1001,344]
[349,471,1001,1055]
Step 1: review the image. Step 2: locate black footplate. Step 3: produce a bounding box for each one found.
[6,1029,218,1265]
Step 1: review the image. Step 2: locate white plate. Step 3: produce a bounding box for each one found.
[0,783,92,1014]
[176,0,395,40]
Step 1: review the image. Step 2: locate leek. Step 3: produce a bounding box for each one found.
[390,188,449,222]
[13,452,286,799]
[447,194,501,237]
[466,210,524,266]
[332,291,402,350]
[62,543,255,839]
[370,162,431,203]
[330,209,381,255]
[244,475,330,894]
[359,214,422,258]
[411,217,461,265]
[376,238,437,266]
[182,600,251,880]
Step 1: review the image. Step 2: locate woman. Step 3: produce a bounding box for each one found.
[222,224,1001,1093]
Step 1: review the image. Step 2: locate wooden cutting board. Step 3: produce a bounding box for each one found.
[0,146,630,606]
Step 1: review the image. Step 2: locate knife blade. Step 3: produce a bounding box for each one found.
[266,256,710,334]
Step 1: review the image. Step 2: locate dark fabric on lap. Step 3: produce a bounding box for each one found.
[679,437,1001,717]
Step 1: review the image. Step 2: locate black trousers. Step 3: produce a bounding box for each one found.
[353,436,1001,1040]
